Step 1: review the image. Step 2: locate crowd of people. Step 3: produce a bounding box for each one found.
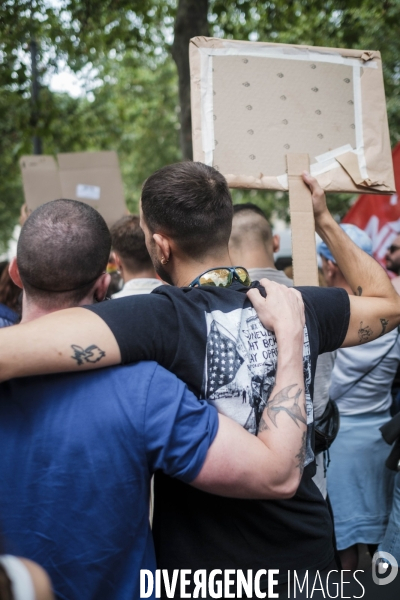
[0,162,399,599]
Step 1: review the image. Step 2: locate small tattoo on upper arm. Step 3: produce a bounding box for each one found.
[358,321,373,343]
[355,286,363,296]
[296,431,307,476]
[71,344,106,366]
[379,318,389,337]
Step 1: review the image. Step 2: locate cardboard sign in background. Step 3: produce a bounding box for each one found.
[20,151,127,227]
[190,37,395,195]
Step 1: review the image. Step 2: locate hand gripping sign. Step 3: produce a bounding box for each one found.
[190,37,396,285]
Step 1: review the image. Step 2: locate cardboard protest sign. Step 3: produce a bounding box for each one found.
[190,37,395,195]
[20,151,127,227]
[190,37,396,285]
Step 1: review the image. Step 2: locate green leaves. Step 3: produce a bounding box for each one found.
[1,0,400,251]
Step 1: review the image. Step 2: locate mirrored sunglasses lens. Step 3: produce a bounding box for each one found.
[199,269,232,287]
[235,268,251,286]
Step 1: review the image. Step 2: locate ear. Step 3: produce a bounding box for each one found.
[9,258,23,289]
[326,259,338,278]
[93,273,111,302]
[113,252,123,271]
[153,233,172,263]
[272,234,280,254]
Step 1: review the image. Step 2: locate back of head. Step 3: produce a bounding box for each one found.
[110,215,153,273]
[230,203,273,251]
[141,162,233,258]
[17,199,111,307]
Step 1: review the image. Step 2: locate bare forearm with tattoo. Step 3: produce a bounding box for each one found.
[258,384,306,432]
[379,318,389,337]
[302,174,400,346]
[71,344,106,366]
[256,342,307,485]
[296,432,307,477]
[0,308,120,382]
[358,321,373,343]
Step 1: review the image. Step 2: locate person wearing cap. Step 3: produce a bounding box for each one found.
[319,224,398,571]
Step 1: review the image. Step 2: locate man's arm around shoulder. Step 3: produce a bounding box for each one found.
[192,281,307,500]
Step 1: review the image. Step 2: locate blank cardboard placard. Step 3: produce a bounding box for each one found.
[190,37,395,195]
[19,156,62,207]
[287,154,319,287]
[20,151,127,227]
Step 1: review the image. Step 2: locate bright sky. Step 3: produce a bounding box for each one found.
[47,67,84,97]
[45,61,101,99]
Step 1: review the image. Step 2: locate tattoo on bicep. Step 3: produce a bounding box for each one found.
[258,417,269,433]
[71,344,106,366]
[358,321,373,343]
[296,431,307,476]
[264,384,306,429]
[354,286,363,297]
[379,318,389,337]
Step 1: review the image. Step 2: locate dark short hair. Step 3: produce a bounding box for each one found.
[17,199,111,305]
[110,215,153,272]
[141,162,233,258]
[233,203,268,220]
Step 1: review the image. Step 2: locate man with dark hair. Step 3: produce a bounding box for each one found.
[110,215,161,298]
[1,163,400,597]
[0,197,309,599]
[386,233,400,275]
[141,162,233,274]
[229,202,293,286]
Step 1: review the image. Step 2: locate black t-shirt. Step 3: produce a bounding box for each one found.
[85,282,350,581]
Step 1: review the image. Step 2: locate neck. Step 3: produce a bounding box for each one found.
[171,249,234,287]
[20,291,94,324]
[231,248,276,270]
[122,266,158,284]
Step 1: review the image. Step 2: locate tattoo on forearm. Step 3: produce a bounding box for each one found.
[379,318,389,337]
[355,286,363,297]
[71,344,106,366]
[296,431,307,476]
[358,321,373,343]
[264,384,306,429]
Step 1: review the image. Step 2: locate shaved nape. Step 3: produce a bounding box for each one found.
[231,208,273,248]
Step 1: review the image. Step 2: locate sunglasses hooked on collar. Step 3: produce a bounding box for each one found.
[188,266,251,288]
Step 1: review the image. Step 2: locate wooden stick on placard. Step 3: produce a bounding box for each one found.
[286,154,319,287]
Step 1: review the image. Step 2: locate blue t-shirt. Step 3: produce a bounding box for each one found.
[0,363,218,600]
[0,303,19,328]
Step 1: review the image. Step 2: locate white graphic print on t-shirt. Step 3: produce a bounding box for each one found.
[201,306,314,466]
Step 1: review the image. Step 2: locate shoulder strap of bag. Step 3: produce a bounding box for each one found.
[330,326,400,402]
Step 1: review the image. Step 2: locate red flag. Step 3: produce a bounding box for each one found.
[342,143,400,272]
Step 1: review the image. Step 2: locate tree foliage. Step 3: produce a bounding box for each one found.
[1,0,400,250]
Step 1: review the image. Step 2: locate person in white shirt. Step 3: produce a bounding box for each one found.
[110,215,162,298]
[319,224,398,571]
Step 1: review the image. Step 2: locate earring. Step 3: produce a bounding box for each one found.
[161,256,169,265]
